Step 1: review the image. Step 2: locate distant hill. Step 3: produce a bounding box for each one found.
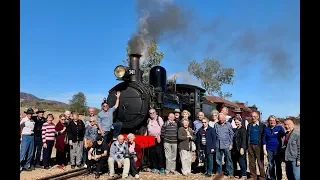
[20,92,70,112]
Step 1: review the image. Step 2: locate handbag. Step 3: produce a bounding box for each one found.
[190,141,196,151]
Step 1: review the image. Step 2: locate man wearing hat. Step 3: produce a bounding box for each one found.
[230,107,248,129]
[20,108,36,172]
[31,108,46,168]
[173,109,181,123]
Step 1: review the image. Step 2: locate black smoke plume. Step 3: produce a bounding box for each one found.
[127,0,299,80]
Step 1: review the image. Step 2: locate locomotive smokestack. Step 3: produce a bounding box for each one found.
[128,54,142,82]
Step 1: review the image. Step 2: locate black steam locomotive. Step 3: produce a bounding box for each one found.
[106,54,208,132]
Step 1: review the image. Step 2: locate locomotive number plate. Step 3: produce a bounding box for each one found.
[128,69,136,75]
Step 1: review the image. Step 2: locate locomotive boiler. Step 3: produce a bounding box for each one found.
[106,54,180,131]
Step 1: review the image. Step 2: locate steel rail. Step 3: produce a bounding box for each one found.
[36,167,87,180]
[211,172,225,180]
[51,169,88,180]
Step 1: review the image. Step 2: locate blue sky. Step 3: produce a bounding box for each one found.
[21,0,300,120]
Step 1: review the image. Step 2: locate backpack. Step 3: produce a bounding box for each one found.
[147,115,160,126]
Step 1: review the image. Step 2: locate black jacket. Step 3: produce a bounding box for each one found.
[32,116,46,137]
[67,120,85,142]
[232,126,247,151]
[196,126,216,153]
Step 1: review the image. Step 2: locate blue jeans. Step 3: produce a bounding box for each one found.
[216,148,233,176]
[285,161,300,180]
[20,135,34,169]
[204,152,214,175]
[112,121,122,139]
[267,149,282,180]
[42,140,54,167]
[32,136,43,166]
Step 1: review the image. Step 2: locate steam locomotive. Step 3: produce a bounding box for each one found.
[106,54,212,135]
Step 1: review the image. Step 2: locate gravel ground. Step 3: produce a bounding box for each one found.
[21,154,289,180]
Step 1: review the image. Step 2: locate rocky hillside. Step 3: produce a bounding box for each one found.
[20,92,70,112]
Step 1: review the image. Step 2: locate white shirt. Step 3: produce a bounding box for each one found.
[20,117,35,135]
[209,121,217,128]
[230,118,249,129]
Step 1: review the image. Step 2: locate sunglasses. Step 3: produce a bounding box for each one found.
[61,119,66,120]
[202,122,207,124]
[89,121,94,123]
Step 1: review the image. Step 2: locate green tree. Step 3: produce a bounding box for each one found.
[123,38,164,83]
[69,92,87,115]
[188,58,235,98]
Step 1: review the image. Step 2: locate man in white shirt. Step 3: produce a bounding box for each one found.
[20,108,36,172]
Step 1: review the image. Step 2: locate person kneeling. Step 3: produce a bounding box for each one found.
[108,135,130,179]
[88,136,108,179]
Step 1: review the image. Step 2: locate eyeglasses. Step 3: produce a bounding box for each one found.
[89,121,93,123]
[202,122,207,124]
[149,112,155,114]
[61,119,66,120]
[103,105,108,107]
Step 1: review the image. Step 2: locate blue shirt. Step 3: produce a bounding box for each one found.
[97,107,116,132]
[215,122,234,149]
[84,124,98,141]
[262,125,285,150]
[193,120,202,134]
[249,125,259,145]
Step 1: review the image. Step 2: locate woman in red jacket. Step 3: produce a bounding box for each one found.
[55,114,68,168]
[127,133,142,179]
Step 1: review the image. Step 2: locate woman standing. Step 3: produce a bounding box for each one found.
[231,117,247,180]
[84,116,98,167]
[180,110,193,129]
[42,114,59,169]
[263,115,285,180]
[178,119,194,176]
[209,110,219,128]
[67,112,85,169]
[55,114,68,168]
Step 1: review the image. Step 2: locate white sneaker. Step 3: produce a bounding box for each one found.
[135,174,140,179]
[83,164,87,168]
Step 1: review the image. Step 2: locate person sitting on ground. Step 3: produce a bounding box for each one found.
[84,116,99,168]
[127,133,142,179]
[87,135,108,179]
[108,135,130,179]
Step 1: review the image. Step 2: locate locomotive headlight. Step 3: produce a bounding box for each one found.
[114,65,126,78]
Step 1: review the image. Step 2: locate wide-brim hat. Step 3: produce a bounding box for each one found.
[24,108,35,114]
[233,107,242,113]
[181,110,191,117]
[36,108,46,114]
[174,109,181,113]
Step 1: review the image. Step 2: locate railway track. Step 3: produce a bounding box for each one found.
[37,168,224,180]
[36,167,88,180]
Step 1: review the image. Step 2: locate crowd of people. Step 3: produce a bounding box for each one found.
[20,92,300,180]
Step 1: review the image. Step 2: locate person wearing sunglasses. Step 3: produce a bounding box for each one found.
[97,91,121,143]
[55,114,68,169]
[83,117,99,168]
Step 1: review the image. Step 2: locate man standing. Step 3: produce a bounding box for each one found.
[283,119,300,180]
[97,91,121,143]
[161,113,179,175]
[247,111,266,180]
[214,113,234,178]
[83,107,97,127]
[173,109,181,122]
[31,108,46,169]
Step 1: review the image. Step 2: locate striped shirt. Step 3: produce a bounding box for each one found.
[201,128,207,145]
[42,122,56,143]
[161,120,178,144]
